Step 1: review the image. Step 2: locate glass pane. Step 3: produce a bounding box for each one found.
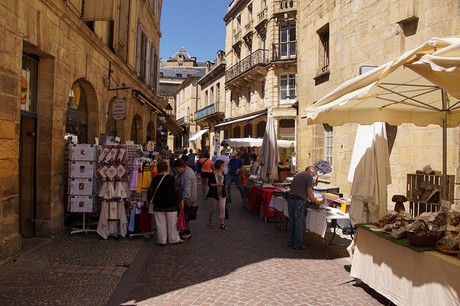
[281,43,287,57]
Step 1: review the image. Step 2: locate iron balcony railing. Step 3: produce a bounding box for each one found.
[194,103,220,121]
[225,49,269,82]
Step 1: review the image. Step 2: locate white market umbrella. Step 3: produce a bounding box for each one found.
[305,37,460,202]
[259,115,278,182]
[347,123,392,225]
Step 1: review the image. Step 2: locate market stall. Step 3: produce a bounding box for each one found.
[350,227,460,306]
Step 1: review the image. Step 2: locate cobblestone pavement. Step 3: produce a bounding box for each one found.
[0,182,390,306]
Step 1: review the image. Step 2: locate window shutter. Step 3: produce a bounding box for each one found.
[82,0,114,21]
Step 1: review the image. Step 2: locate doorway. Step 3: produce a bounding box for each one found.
[19,114,37,237]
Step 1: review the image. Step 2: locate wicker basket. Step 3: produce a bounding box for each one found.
[407,221,441,247]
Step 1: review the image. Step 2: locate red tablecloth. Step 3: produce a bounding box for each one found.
[248,186,284,218]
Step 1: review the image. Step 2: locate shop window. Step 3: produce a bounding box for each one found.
[66,82,88,144]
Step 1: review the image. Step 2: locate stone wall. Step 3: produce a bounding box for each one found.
[297,0,460,207]
[0,0,162,263]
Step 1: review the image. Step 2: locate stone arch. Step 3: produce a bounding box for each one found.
[233,126,241,138]
[146,120,155,142]
[131,114,143,144]
[66,79,98,143]
[256,121,266,138]
[243,123,252,137]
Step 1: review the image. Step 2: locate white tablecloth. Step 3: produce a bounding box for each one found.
[305,207,350,238]
[269,196,289,217]
[350,228,460,306]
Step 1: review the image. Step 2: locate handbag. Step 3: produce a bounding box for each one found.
[176,208,189,231]
[184,205,199,220]
[148,174,167,214]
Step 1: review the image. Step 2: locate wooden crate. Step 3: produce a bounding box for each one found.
[406,173,455,217]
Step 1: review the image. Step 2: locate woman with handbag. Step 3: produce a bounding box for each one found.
[147,161,183,246]
[207,159,228,230]
[197,152,213,199]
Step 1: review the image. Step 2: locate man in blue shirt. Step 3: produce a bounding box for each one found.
[227,151,245,203]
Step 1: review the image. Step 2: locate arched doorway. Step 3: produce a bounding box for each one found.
[66,82,88,143]
[65,79,98,144]
[131,114,143,144]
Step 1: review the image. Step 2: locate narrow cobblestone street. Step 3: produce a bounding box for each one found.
[0,183,389,305]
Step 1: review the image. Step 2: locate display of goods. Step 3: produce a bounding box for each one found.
[378,212,397,227]
[323,193,340,200]
[68,144,97,161]
[407,221,441,247]
[69,161,96,178]
[68,195,95,213]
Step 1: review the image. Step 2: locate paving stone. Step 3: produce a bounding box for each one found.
[0,183,391,305]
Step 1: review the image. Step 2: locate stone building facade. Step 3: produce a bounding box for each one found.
[296,1,460,206]
[0,0,167,263]
[223,0,298,169]
[194,50,227,155]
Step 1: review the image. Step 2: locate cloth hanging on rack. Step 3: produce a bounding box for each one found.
[117,201,128,237]
[128,207,137,232]
[97,200,110,239]
[139,206,151,232]
[130,163,139,191]
[140,162,152,192]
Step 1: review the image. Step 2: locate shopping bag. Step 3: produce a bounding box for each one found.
[176,208,189,231]
[184,205,199,220]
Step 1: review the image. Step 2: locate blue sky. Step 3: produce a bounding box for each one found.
[160,0,229,61]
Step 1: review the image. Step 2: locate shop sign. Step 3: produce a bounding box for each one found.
[112,98,126,120]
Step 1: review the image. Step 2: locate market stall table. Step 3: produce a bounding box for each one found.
[350,227,460,306]
[247,185,284,222]
[305,206,352,258]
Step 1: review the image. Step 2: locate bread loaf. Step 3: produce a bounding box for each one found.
[323,193,340,200]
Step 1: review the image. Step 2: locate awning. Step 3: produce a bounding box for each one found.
[188,129,208,142]
[215,113,264,128]
[163,117,183,135]
[223,138,294,148]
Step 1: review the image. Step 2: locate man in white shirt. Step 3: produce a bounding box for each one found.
[215,149,230,175]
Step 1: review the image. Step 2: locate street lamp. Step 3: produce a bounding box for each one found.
[165,103,173,116]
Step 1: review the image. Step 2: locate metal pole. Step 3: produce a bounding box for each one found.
[441,90,448,202]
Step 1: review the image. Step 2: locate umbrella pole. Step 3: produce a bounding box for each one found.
[441,90,448,204]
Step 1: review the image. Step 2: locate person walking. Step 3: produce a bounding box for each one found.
[227,151,245,204]
[211,151,218,163]
[287,166,320,250]
[206,159,228,230]
[180,149,188,163]
[173,158,197,240]
[197,152,213,199]
[146,161,183,246]
[187,149,197,171]
[215,149,230,176]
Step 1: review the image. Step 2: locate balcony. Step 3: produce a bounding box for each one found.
[194,103,225,126]
[244,20,253,35]
[271,42,297,62]
[233,29,242,48]
[225,49,269,83]
[255,8,268,35]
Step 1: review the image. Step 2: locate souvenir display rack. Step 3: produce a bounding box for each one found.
[67,144,98,235]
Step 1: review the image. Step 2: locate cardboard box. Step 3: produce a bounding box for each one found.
[68,178,96,195]
[69,161,96,178]
[68,195,95,213]
[68,144,97,161]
